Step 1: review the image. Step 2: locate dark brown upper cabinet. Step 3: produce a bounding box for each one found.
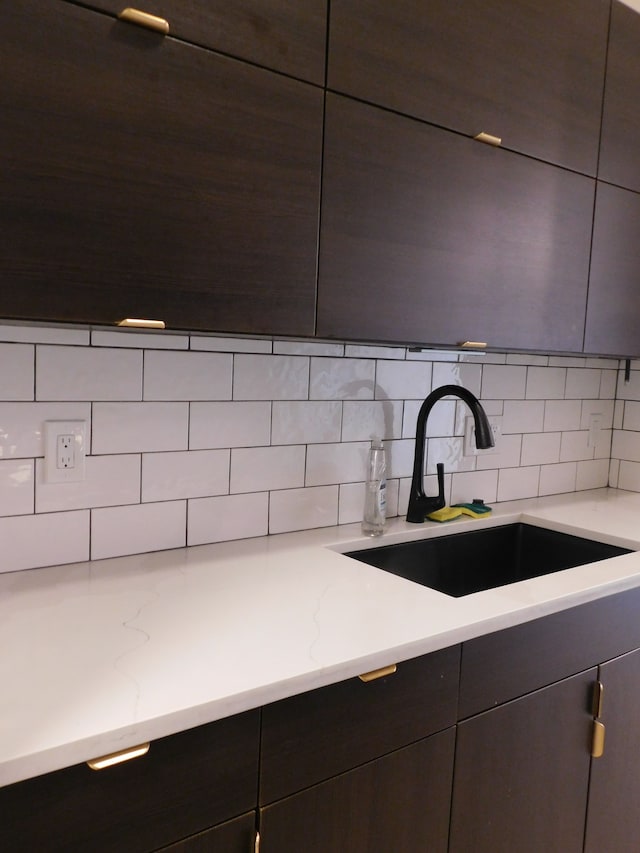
[317,95,595,353]
[328,0,609,176]
[599,1,640,192]
[78,0,328,84]
[584,182,640,357]
[1,1,323,335]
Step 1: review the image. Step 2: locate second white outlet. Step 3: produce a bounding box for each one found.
[44,420,86,483]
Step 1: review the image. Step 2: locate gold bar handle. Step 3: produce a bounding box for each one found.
[459,341,487,349]
[474,132,502,147]
[87,742,150,770]
[591,720,606,758]
[118,8,170,35]
[117,318,166,329]
[358,663,397,683]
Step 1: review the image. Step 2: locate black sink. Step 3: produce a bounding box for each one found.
[345,523,631,597]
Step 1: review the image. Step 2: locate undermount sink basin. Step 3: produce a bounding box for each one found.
[345,523,631,598]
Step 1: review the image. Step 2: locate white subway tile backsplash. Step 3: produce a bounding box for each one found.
[188,492,269,545]
[234,354,309,400]
[345,344,405,360]
[521,432,561,466]
[482,364,527,400]
[527,366,566,400]
[273,340,343,356]
[538,462,577,496]
[91,501,186,560]
[502,400,545,434]
[497,466,540,502]
[432,362,482,396]
[576,458,610,491]
[0,402,91,458]
[0,324,89,346]
[0,511,89,573]
[310,357,374,400]
[559,431,594,463]
[342,400,403,442]
[142,450,229,502]
[231,445,305,493]
[93,403,189,454]
[565,369,601,400]
[2,321,638,572]
[306,442,369,486]
[190,401,271,449]
[144,351,232,401]
[476,434,522,470]
[36,346,142,401]
[272,401,341,445]
[375,360,432,400]
[426,436,475,474]
[0,459,34,516]
[92,330,189,349]
[450,469,498,505]
[0,344,33,401]
[192,335,272,354]
[544,399,582,432]
[36,455,140,513]
[269,485,338,534]
[402,399,456,439]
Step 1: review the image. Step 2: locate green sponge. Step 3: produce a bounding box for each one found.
[427,500,492,523]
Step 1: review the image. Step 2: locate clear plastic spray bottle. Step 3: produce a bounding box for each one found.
[362,439,387,536]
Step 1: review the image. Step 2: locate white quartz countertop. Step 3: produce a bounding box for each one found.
[4,487,640,787]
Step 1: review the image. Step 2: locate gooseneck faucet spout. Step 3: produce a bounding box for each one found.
[406,384,494,523]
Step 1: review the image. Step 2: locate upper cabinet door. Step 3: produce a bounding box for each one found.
[317,95,594,353]
[82,0,328,83]
[328,0,609,175]
[599,1,640,192]
[584,182,640,357]
[1,1,323,335]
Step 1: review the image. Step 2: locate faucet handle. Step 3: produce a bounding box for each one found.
[436,462,445,505]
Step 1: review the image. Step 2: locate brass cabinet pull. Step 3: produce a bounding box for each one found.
[459,341,487,349]
[117,318,166,329]
[358,663,397,683]
[117,8,170,35]
[87,742,150,770]
[591,720,605,758]
[473,132,502,147]
[254,830,261,853]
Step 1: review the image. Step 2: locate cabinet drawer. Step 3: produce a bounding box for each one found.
[0,711,259,853]
[157,811,255,852]
[260,729,455,853]
[79,0,327,84]
[460,585,640,718]
[260,645,460,804]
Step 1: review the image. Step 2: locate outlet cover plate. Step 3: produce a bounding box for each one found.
[44,420,86,483]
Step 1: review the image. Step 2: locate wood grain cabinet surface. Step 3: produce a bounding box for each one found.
[585,181,640,357]
[317,94,595,352]
[599,0,640,193]
[328,0,609,175]
[0,710,260,853]
[80,0,328,84]
[1,0,323,335]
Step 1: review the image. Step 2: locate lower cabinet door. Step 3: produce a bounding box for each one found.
[584,648,640,853]
[259,728,455,853]
[156,811,255,852]
[450,669,595,853]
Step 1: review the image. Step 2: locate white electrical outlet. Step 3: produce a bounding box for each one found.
[588,412,603,448]
[44,420,86,483]
[464,416,502,456]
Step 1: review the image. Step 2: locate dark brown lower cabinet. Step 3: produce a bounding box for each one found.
[157,812,255,852]
[585,647,640,853]
[450,669,595,853]
[259,729,455,853]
